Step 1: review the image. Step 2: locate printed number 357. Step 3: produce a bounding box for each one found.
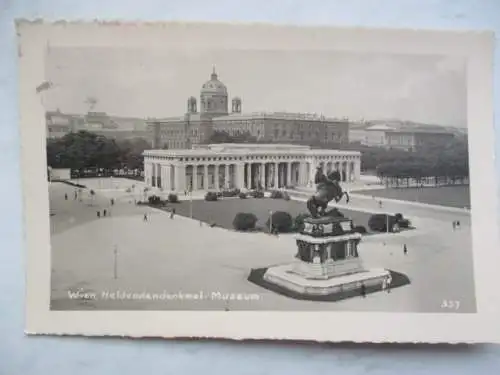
[441,300,461,310]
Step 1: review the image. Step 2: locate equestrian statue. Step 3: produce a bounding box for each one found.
[306,167,350,218]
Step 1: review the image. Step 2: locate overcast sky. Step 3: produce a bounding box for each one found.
[44,47,467,127]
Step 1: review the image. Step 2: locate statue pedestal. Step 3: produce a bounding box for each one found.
[262,216,390,298]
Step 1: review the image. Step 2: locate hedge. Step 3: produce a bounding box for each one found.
[148,195,162,205]
[205,192,218,201]
[368,213,399,232]
[232,212,258,231]
[168,193,179,203]
[238,192,247,199]
[265,211,294,233]
[270,190,283,199]
[250,190,265,198]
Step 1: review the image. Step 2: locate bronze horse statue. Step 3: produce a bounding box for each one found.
[306,167,350,218]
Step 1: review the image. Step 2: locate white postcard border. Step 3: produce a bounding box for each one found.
[18,21,500,343]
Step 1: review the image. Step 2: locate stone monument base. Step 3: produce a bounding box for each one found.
[263,263,390,296]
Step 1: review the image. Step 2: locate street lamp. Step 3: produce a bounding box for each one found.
[269,210,273,233]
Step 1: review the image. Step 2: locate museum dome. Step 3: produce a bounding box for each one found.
[200,67,227,95]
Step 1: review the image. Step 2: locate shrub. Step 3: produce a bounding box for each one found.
[265,211,294,233]
[270,190,283,199]
[148,195,162,205]
[250,190,264,198]
[398,218,411,228]
[222,189,240,197]
[205,192,218,201]
[394,213,404,221]
[353,225,367,234]
[282,192,291,201]
[368,213,398,232]
[168,193,179,203]
[232,212,258,231]
[125,187,132,193]
[293,213,311,232]
[238,192,247,199]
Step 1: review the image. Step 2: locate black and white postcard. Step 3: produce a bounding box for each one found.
[18,21,500,343]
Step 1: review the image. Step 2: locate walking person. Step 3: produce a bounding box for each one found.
[452,221,456,230]
[360,283,366,298]
[64,193,68,201]
[96,211,101,219]
[103,209,107,217]
[74,191,77,200]
[456,220,461,229]
[143,213,148,222]
[403,243,408,255]
[110,198,114,206]
[378,200,383,208]
[170,208,176,219]
[386,274,392,293]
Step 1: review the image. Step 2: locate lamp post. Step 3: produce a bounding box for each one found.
[113,245,118,279]
[189,188,193,219]
[269,210,273,233]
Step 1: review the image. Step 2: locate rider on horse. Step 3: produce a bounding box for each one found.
[307,167,350,218]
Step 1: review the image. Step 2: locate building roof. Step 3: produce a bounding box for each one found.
[211,111,345,122]
[144,143,360,158]
[193,143,312,152]
[200,67,228,96]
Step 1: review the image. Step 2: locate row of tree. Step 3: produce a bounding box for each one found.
[46,131,151,171]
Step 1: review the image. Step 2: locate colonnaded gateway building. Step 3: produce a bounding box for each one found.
[143,143,361,192]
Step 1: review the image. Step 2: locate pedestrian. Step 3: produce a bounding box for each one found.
[456,220,461,229]
[143,213,148,222]
[64,193,68,201]
[199,220,203,227]
[403,243,408,255]
[381,277,387,292]
[379,200,383,208]
[97,211,101,218]
[170,208,176,219]
[74,191,77,200]
[452,221,456,230]
[111,198,114,206]
[103,209,107,217]
[360,283,366,298]
[386,274,392,293]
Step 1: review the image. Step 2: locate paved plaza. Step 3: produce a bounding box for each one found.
[49,178,476,312]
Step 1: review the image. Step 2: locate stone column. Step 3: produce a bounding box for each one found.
[203,164,208,190]
[165,164,170,191]
[354,159,361,181]
[236,163,245,189]
[260,163,265,189]
[245,163,251,189]
[274,163,279,188]
[286,162,292,187]
[309,160,316,186]
[175,164,186,192]
[193,164,198,191]
[224,164,229,189]
[215,164,220,190]
[267,162,272,187]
